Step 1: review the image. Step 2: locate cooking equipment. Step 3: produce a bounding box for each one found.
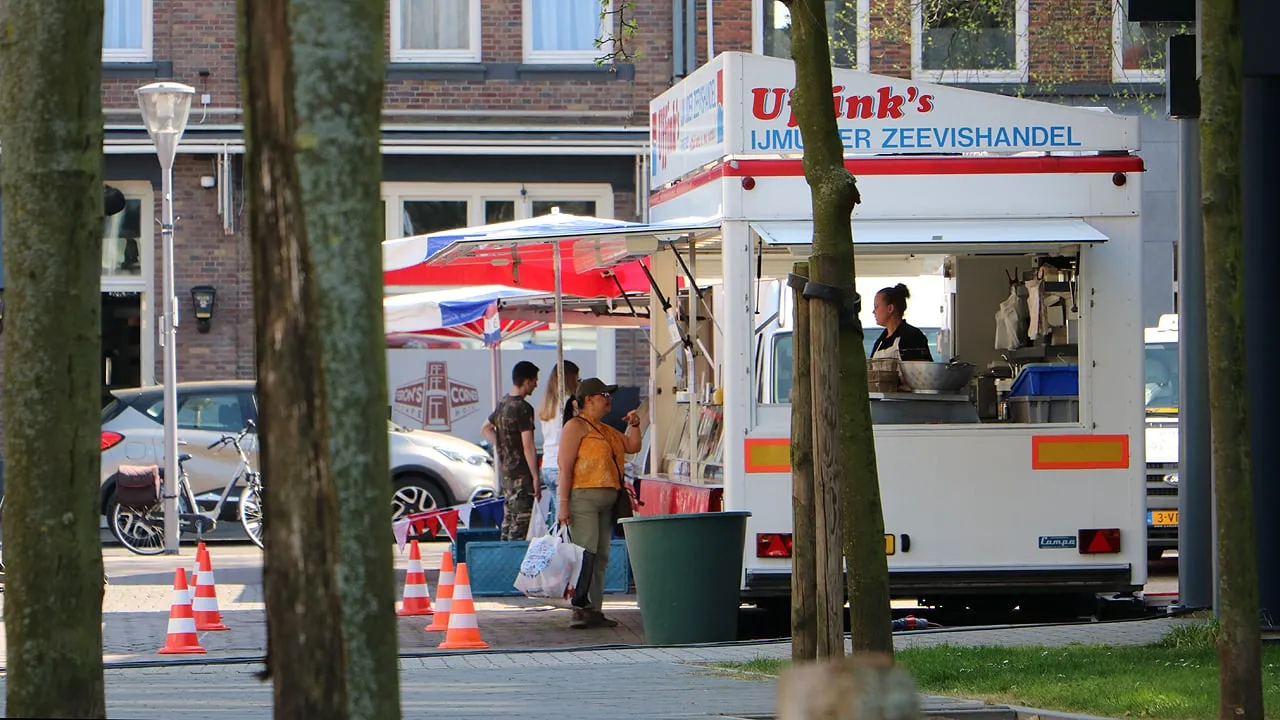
[867,358,902,393]
[898,361,976,394]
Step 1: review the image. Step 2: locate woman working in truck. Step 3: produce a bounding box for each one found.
[869,283,934,362]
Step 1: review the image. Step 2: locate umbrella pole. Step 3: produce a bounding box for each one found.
[554,243,565,407]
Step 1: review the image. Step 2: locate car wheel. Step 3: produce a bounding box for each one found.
[391,475,449,523]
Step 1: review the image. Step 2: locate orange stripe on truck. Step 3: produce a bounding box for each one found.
[744,438,790,473]
[1031,434,1130,470]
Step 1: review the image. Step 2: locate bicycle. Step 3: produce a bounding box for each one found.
[109,420,264,555]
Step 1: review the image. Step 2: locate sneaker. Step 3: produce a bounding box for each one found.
[586,610,619,628]
[569,608,590,630]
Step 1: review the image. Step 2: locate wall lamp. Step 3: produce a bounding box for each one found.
[191,285,216,333]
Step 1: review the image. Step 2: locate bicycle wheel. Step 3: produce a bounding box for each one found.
[239,474,264,550]
[109,498,168,555]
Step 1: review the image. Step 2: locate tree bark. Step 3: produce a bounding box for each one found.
[238,0,350,716]
[1199,0,1263,717]
[790,262,819,662]
[0,1,107,716]
[290,1,401,717]
[783,0,893,656]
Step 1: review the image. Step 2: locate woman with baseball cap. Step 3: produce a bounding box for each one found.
[556,378,643,629]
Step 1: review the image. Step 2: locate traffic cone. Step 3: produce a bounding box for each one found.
[158,569,206,655]
[186,545,203,606]
[424,550,455,632]
[437,562,489,649]
[192,544,229,631]
[398,539,434,616]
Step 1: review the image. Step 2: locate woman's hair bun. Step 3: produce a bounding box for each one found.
[894,283,910,298]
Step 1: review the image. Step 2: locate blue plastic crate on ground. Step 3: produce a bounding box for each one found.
[1010,364,1078,397]
[450,528,500,564]
[464,538,631,597]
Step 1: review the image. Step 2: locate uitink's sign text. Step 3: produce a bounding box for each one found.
[748,84,1084,153]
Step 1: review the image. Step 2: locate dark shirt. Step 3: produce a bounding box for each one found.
[488,394,535,489]
[870,322,933,362]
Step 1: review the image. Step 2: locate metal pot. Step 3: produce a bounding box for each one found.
[898,361,976,393]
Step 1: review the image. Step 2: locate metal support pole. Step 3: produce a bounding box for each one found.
[1243,0,1280,625]
[1243,76,1280,628]
[553,243,565,405]
[1176,118,1212,610]
[160,162,180,554]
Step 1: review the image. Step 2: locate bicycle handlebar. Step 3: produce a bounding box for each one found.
[207,421,257,451]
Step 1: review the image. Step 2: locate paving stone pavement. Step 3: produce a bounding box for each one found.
[0,543,1194,718]
[0,620,1190,720]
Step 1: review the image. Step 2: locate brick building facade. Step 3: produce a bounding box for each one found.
[0,0,1178,451]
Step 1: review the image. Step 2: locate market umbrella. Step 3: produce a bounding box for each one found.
[383,213,656,297]
[383,285,545,344]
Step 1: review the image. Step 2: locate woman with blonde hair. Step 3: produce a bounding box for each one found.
[537,361,579,515]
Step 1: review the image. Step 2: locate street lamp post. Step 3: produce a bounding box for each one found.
[137,81,194,554]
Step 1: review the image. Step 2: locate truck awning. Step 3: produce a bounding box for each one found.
[750,218,1109,253]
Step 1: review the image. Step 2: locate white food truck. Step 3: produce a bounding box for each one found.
[636,53,1147,616]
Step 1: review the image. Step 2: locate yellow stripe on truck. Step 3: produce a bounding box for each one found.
[1031,434,1130,470]
[744,438,790,473]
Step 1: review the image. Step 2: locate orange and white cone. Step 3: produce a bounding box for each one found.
[193,543,229,631]
[398,539,434,616]
[186,544,204,606]
[158,569,207,655]
[437,562,488,649]
[424,550,455,632]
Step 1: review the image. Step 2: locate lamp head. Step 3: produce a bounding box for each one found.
[136,82,195,168]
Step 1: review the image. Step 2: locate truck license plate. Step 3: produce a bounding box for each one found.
[1150,510,1179,527]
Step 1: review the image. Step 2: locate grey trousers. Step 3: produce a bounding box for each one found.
[568,487,618,612]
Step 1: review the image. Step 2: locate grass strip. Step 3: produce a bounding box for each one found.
[714,623,1280,720]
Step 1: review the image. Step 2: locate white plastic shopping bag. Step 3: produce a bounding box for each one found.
[514,523,584,607]
[525,493,552,541]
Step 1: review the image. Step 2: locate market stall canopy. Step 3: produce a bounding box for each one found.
[752,218,1109,256]
[383,212,722,297]
[384,285,546,345]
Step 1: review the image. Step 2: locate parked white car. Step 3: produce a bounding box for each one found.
[99,380,497,523]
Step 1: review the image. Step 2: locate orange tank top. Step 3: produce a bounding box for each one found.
[570,418,625,490]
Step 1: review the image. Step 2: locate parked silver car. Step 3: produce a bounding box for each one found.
[99,380,496,522]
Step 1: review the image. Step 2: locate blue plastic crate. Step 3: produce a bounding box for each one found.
[464,538,631,597]
[1009,364,1078,397]
[450,528,500,565]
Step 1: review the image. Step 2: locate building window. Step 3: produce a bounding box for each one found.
[1112,1,1187,82]
[103,0,151,62]
[402,200,469,236]
[383,183,614,242]
[912,0,1029,83]
[103,198,144,278]
[524,0,610,63]
[760,0,868,70]
[391,0,480,62]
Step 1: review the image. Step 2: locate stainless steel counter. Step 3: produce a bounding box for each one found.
[869,391,981,424]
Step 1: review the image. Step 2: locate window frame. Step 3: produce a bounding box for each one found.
[910,0,1030,84]
[102,181,156,385]
[102,0,153,63]
[753,0,871,71]
[1111,0,1172,83]
[390,0,482,63]
[382,182,616,240]
[522,0,615,64]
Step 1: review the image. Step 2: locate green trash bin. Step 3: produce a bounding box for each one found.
[618,511,751,645]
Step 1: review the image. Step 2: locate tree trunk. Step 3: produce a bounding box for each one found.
[0,1,107,716]
[1200,0,1263,717]
[783,0,893,655]
[289,0,401,717]
[238,0,350,716]
[790,262,819,662]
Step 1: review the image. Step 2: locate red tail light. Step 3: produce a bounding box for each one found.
[101,431,125,451]
[1078,528,1121,554]
[756,533,793,558]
